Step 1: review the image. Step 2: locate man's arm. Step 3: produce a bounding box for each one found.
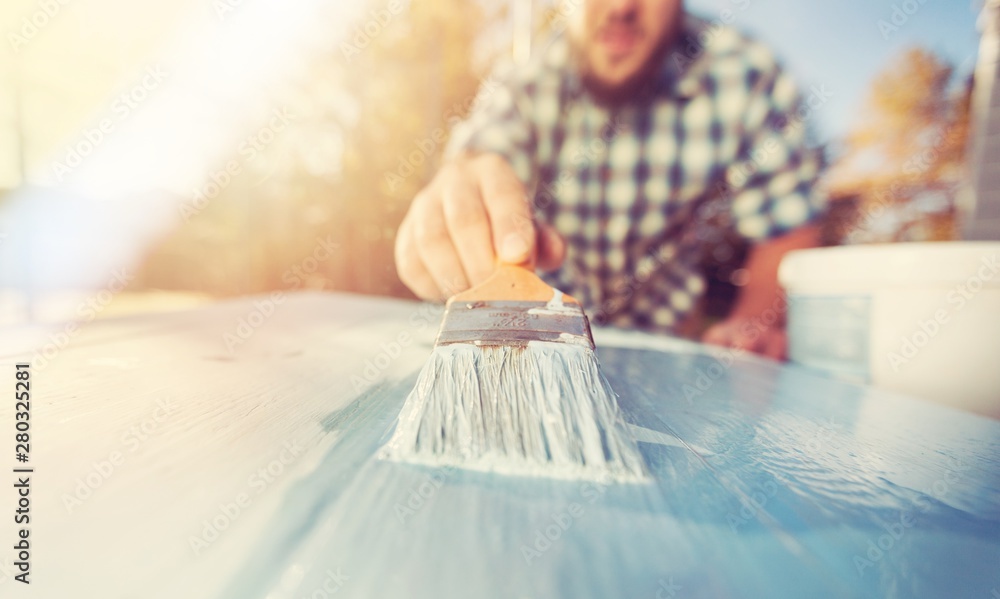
[702,224,819,359]
[698,47,827,358]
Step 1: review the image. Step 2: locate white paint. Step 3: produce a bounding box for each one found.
[525,289,578,316]
[380,341,649,482]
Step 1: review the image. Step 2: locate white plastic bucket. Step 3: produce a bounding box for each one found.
[778,242,1000,419]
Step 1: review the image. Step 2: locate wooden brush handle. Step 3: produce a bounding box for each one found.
[449,264,580,304]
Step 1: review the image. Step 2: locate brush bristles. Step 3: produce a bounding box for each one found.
[380,342,648,482]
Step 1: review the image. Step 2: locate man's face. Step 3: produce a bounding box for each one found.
[569,0,683,101]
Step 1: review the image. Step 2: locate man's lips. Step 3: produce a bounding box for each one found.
[597,27,640,60]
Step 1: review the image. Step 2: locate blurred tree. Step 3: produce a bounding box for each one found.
[139,0,497,299]
[826,47,971,243]
[847,48,952,172]
[334,0,492,296]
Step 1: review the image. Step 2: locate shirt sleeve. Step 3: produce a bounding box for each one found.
[444,66,538,188]
[723,60,827,242]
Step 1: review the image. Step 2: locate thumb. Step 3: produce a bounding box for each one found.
[536,223,566,272]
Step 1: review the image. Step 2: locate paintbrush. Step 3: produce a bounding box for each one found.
[380,263,647,481]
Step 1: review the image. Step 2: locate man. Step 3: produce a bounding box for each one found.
[394,0,825,359]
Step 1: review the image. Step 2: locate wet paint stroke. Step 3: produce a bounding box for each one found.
[220,325,1000,599]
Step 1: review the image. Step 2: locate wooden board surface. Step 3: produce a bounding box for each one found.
[0,291,997,598]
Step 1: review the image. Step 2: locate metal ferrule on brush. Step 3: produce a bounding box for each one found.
[435,300,595,349]
[381,264,648,481]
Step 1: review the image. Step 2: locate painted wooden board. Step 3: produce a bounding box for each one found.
[0,292,997,598]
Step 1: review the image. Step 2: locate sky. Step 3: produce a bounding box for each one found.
[685,0,983,141]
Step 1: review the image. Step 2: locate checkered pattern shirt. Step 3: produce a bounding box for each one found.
[445,14,826,334]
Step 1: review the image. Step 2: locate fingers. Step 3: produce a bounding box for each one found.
[395,214,444,300]
[471,155,536,266]
[439,166,495,286]
[701,319,787,361]
[410,191,469,298]
[396,158,499,300]
[536,223,567,272]
[396,153,545,301]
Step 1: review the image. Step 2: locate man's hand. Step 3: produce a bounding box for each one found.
[701,225,819,360]
[395,153,565,301]
[702,318,787,360]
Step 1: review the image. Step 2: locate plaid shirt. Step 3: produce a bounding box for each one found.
[445,14,826,334]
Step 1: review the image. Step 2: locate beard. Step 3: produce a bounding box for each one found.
[571,12,682,107]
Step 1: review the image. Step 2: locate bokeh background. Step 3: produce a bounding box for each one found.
[0,0,989,324]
